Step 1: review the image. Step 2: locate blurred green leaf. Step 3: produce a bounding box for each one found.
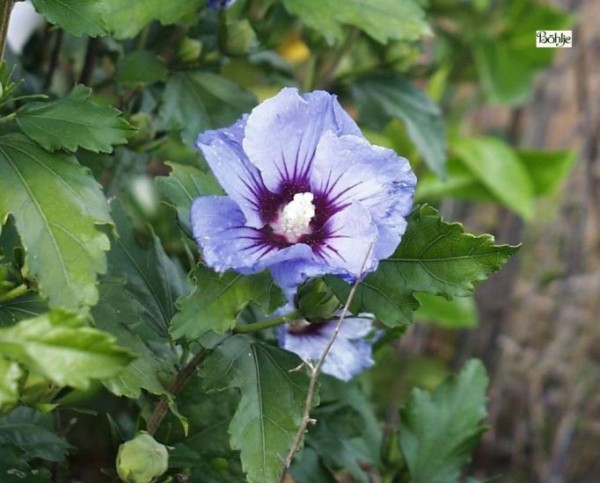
[518,149,576,196]
[0,407,69,462]
[452,137,534,219]
[170,266,284,340]
[102,0,204,39]
[16,85,134,153]
[117,51,168,87]
[0,292,49,328]
[160,71,256,146]
[0,358,21,410]
[326,205,518,327]
[107,200,187,337]
[352,76,446,178]
[31,0,107,37]
[0,134,112,312]
[0,311,134,390]
[203,336,309,483]
[399,360,488,483]
[415,293,477,328]
[281,0,429,45]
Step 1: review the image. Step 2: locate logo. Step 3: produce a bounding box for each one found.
[536,30,572,48]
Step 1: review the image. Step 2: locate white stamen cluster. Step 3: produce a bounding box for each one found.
[279,192,315,241]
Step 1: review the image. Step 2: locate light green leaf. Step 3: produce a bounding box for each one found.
[16,85,134,153]
[0,358,21,409]
[159,71,256,146]
[117,51,168,87]
[415,293,477,329]
[93,279,171,398]
[108,200,187,337]
[517,149,576,196]
[203,336,309,483]
[0,134,112,312]
[155,162,222,231]
[0,407,70,462]
[102,0,204,39]
[452,137,534,219]
[170,266,284,340]
[351,76,446,178]
[399,360,489,483]
[0,311,134,390]
[326,205,518,327]
[31,0,107,37]
[281,0,429,45]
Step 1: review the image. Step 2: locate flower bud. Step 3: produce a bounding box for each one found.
[218,19,257,56]
[176,37,203,64]
[116,432,169,483]
[296,279,341,323]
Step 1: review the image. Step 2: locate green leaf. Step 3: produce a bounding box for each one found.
[0,406,70,462]
[93,279,171,398]
[31,0,107,37]
[16,85,134,153]
[517,149,576,196]
[415,293,477,328]
[0,292,48,328]
[281,0,429,45]
[0,134,112,312]
[203,336,309,483]
[117,51,168,87]
[351,76,446,178]
[159,71,256,146]
[155,162,222,232]
[399,360,489,483]
[102,0,203,39]
[0,310,134,390]
[108,200,187,337]
[170,266,284,340]
[0,358,21,410]
[326,205,518,327]
[452,137,534,219]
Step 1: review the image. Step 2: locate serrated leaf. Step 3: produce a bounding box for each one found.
[0,292,48,328]
[399,360,489,483]
[16,85,134,153]
[326,205,518,327]
[281,0,429,45]
[102,0,204,39]
[117,51,168,87]
[452,137,534,219]
[93,279,171,398]
[0,134,112,312]
[0,311,134,390]
[31,0,107,37]
[108,200,187,337]
[203,336,309,483]
[0,358,21,409]
[351,76,446,178]
[170,266,284,340]
[160,72,256,146]
[155,162,222,232]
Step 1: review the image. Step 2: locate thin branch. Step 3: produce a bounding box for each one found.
[0,0,14,64]
[44,29,63,89]
[146,348,209,436]
[278,243,373,482]
[78,37,99,86]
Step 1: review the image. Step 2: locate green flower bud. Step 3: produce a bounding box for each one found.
[296,278,341,323]
[117,432,169,483]
[176,37,203,64]
[218,19,257,57]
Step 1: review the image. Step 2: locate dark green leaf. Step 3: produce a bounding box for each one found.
[203,336,310,483]
[0,310,134,389]
[0,134,113,312]
[16,85,134,153]
[326,205,518,327]
[108,200,187,337]
[170,266,284,340]
[117,51,168,87]
[281,0,429,45]
[399,360,489,483]
[0,292,49,328]
[159,71,256,146]
[31,0,107,37]
[351,76,446,178]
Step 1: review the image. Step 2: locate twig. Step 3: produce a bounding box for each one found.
[146,348,209,435]
[44,29,63,89]
[79,37,99,86]
[0,0,14,64]
[278,243,373,482]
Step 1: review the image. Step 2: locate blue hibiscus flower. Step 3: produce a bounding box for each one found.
[276,314,376,381]
[191,87,416,298]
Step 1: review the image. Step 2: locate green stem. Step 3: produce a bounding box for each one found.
[233,311,299,334]
[0,0,14,64]
[0,284,28,303]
